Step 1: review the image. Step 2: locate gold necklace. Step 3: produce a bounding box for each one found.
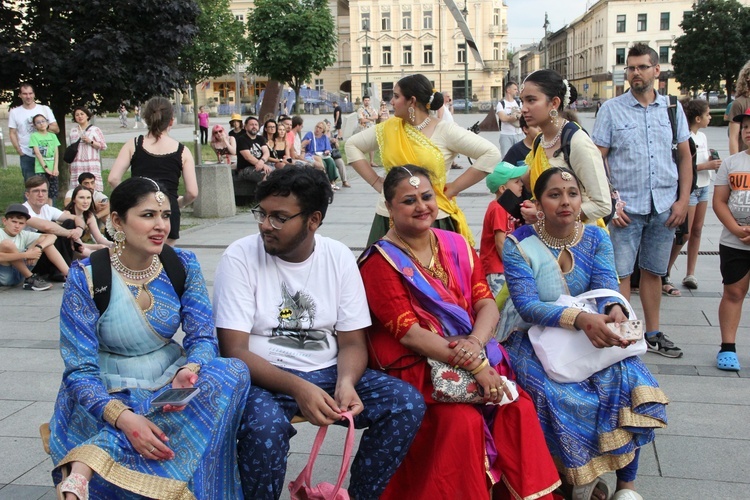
[393,231,449,286]
[110,253,161,281]
[534,220,581,250]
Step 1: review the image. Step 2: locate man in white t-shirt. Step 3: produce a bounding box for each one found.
[496,81,523,157]
[8,83,59,182]
[22,176,81,280]
[214,167,425,500]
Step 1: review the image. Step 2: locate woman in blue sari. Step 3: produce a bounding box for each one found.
[50,177,250,499]
[500,167,668,500]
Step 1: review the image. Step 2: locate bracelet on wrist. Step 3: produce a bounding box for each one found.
[369,176,381,187]
[35,244,44,250]
[468,334,485,347]
[470,358,489,375]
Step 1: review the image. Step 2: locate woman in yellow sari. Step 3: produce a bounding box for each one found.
[345,74,501,246]
[519,69,612,227]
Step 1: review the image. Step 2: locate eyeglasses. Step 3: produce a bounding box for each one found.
[251,208,304,230]
[625,65,654,73]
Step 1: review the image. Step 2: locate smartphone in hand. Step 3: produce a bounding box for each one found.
[151,387,200,407]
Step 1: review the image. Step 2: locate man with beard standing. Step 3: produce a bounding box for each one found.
[592,43,691,358]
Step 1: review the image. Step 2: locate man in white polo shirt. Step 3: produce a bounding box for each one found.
[8,83,59,182]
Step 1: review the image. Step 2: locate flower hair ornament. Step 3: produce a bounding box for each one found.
[401,166,421,188]
[562,79,571,108]
[426,89,437,110]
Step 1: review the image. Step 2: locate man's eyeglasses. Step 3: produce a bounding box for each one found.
[626,65,654,73]
[251,208,304,230]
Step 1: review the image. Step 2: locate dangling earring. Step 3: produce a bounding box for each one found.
[576,212,582,223]
[536,210,545,221]
[408,106,416,124]
[549,108,559,127]
[113,230,126,256]
[388,216,395,229]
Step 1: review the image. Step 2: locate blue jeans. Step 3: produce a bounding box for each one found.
[237,366,425,500]
[689,185,710,206]
[20,154,36,182]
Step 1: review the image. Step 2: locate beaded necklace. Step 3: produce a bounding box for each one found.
[539,119,568,149]
[534,220,581,250]
[414,116,431,131]
[110,253,161,281]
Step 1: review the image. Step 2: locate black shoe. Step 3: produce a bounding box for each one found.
[23,274,52,291]
[646,332,683,358]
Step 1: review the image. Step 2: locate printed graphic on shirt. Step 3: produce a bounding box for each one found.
[271,282,329,350]
[728,172,750,225]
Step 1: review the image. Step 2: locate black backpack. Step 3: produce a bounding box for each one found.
[89,246,186,315]
[667,95,698,194]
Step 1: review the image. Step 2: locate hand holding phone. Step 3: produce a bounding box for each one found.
[151,387,200,407]
[606,320,643,341]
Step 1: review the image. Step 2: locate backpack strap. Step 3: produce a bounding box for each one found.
[533,121,584,169]
[90,248,112,316]
[89,246,186,316]
[667,95,679,164]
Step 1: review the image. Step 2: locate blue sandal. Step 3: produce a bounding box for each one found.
[717,352,741,371]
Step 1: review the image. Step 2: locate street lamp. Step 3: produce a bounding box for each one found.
[462,1,469,113]
[363,19,370,97]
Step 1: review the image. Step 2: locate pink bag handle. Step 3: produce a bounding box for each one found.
[297,411,356,498]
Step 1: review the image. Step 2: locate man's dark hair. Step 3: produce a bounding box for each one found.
[245,116,259,125]
[19,82,34,92]
[25,175,49,191]
[291,115,304,128]
[278,114,291,123]
[505,81,518,91]
[627,43,658,66]
[78,172,96,184]
[255,167,332,220]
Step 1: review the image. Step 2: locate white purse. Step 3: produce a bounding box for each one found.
[528,289,646,384]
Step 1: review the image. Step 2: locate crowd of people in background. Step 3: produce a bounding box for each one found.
[3,40,750,500]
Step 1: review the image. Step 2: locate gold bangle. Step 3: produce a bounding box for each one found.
[560,307,583,330]
[470,358,489,375]
[103,399,131,428]
[179,362,201,375]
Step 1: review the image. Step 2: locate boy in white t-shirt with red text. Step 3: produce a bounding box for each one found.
[712,108,750,372]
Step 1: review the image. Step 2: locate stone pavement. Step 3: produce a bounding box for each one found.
[1,113,749,499]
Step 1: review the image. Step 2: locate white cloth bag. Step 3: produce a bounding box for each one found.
[528,289,646,384]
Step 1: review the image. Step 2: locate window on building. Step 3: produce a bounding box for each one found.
[403,45,412,65]
[659,46,669,64]
[616,48,625,65]
[382,46,392,65]
[493,42,501,60]
[494,9,501,26]
[382,82,394,102]
[423,10,432,29]
[362,46,371,66]
[382,12,390,31]
[235,14,244,22]
[362,12,370,31]
[637,14,647,31]
[402,11,412,30]
[660,12,670,30]
[424,44,433,64]
[314,79,324,92]
[616,15,625,32]
[458,43,466,64]
[452,80,472,100]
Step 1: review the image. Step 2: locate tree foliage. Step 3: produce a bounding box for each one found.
[179,0,244,86]
[0,0,199,186]
[672,0,750,94]
[245,0,337,113]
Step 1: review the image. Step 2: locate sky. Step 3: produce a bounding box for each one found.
[506,0,590,49]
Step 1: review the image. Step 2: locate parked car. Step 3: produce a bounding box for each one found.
[452,99,473,111]
[698,91,719,106]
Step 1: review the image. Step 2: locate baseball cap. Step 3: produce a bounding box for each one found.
[4,203,30,220]
[486,162,529,193]
[732,108,750,122]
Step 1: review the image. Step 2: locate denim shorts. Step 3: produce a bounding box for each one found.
[689,185,710,206]
[0,264,23,286]
[608,209,676,278]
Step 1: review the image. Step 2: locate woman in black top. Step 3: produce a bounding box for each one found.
[109,96,198,244]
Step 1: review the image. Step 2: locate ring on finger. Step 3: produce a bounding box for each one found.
[149,445,156,453]
[460,348,468,353]
[489,388,498,393]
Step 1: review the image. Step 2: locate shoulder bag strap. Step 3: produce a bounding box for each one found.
[159,245,186,299]
[296,411,355,495]
[667,95,679,164]
[570,288,637,319]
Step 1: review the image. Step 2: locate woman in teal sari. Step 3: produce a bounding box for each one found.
[500,167,668,500]
[50,177,250,499]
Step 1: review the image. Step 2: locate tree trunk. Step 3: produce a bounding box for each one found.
[51,102,69,200]
[192,82,201,165]
[258,80,282,122]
